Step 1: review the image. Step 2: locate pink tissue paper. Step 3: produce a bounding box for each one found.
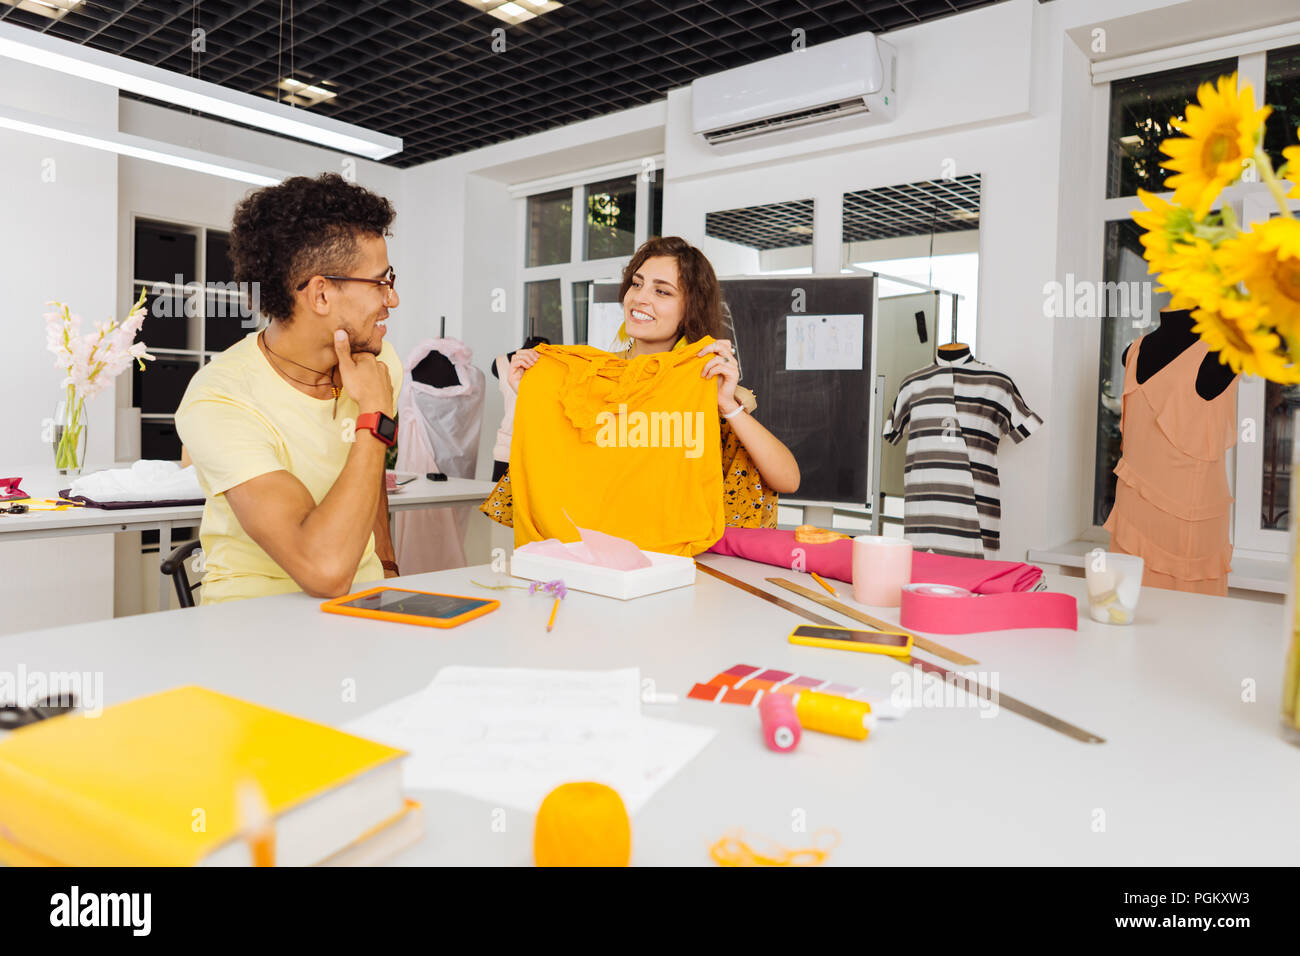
[516,526,652,571]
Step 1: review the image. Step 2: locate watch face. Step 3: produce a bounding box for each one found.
[378,415,397,442]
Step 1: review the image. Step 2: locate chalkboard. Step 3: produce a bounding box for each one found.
[719,275,875,505]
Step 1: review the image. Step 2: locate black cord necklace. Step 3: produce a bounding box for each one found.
[260,330,342,417]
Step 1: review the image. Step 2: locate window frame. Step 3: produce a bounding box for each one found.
[1086,44,1293,560]
[1231,191,1300,557]
[514,156,664,345]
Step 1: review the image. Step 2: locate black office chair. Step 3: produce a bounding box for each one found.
[160,540,203,608]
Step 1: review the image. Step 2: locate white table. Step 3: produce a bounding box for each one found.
[0,466,496,610]
[0,553,1292,865]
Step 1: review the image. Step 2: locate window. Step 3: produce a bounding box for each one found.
[1105,58,1237,199]
[584,176,636,260]
[1264,43,1300,172]
[1233,197,1300,553]
[526,188,572,267]
[703,199,814,275]
[517,160,663,345]
[1092,219,1170,526]
[840,175,982,344]
[572,281,590,346]
[1261,381,1297,532]
[524,279,562,343]
[1091,43,1300,565]
[1092,58,1236,526]
[649,172,664,239]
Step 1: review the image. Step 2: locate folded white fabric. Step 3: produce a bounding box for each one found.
[68,460,204,502]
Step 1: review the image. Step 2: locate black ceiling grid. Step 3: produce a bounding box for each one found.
[842,173,982,242]
[706,198,815,250]
[1,0,1004,167]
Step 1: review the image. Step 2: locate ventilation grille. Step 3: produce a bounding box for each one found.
[702,97,870,145]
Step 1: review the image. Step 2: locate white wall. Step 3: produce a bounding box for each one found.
[0,59,119,632]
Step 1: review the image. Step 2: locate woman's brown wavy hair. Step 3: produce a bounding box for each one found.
[618,236,724,344]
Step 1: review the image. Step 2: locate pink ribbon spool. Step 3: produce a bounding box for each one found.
[759,692,801,753]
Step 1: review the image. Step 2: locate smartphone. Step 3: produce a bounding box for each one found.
[787,624,913,658]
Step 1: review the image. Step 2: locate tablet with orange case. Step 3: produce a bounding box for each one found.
[321,586,499,628]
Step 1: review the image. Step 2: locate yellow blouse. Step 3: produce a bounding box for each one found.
[480,384,778,534]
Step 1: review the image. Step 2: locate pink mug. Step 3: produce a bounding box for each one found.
[851,535,913,607]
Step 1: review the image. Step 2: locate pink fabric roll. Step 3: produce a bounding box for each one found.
[705,527,1043,594]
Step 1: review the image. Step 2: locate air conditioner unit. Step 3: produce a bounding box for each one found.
[691,33,897,147]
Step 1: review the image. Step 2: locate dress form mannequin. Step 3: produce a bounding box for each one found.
[411,349,459,388]
[1121,308,1236,401]
[1106,308,1239,595]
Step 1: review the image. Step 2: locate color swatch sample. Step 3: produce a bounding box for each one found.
[687,663,875,707]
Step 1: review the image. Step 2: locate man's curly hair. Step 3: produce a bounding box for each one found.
[229,173,396,322]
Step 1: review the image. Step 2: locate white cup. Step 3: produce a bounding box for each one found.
[1084,549,1144,625]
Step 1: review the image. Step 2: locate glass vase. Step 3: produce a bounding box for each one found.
[52,389,87,478]
[1282,409,1300,745]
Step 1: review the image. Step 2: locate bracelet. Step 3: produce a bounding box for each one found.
[381,560,400,574]
[722,404,745,420]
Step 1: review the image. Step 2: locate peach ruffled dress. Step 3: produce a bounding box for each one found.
[1104,337,1237,596]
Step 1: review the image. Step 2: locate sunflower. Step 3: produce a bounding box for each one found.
[1216,217,1300,352]
[1155,235,1230,311]
[1132,188,1196,276]
[1285,143,1300,199]
[1190,301,1298,382]
[1161,74,1271,220]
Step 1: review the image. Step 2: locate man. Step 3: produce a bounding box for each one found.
[176,173,403,603]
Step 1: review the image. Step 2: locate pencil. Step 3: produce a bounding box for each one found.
[546,596,560,632]
[810,571,837,597]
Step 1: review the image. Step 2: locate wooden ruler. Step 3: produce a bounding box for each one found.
[696,561,1105,745]
[766,577,979,666]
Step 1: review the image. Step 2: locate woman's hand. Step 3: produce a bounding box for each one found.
[507,348,541,391]
[699,339,740,413]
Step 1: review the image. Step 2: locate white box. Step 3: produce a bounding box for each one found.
[510,548,696,600]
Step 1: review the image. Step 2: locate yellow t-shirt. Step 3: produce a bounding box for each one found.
[510,339,724,556]
[175,331,403,604]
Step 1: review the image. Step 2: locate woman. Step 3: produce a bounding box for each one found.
[481,235,799,530]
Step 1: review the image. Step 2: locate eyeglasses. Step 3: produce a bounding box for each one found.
[0,503,29,515]
[297,265,396,297]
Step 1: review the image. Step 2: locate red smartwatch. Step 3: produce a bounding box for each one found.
[355,411,397,447]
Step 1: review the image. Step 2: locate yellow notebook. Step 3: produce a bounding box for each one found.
[0,686,409,866]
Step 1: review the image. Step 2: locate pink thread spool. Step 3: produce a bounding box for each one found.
[759,692,801,753]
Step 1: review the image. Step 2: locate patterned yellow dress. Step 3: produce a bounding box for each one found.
[479,385,778,530]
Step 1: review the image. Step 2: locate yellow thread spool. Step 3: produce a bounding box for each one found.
[794,691,874,740]
[534,782,632,867]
